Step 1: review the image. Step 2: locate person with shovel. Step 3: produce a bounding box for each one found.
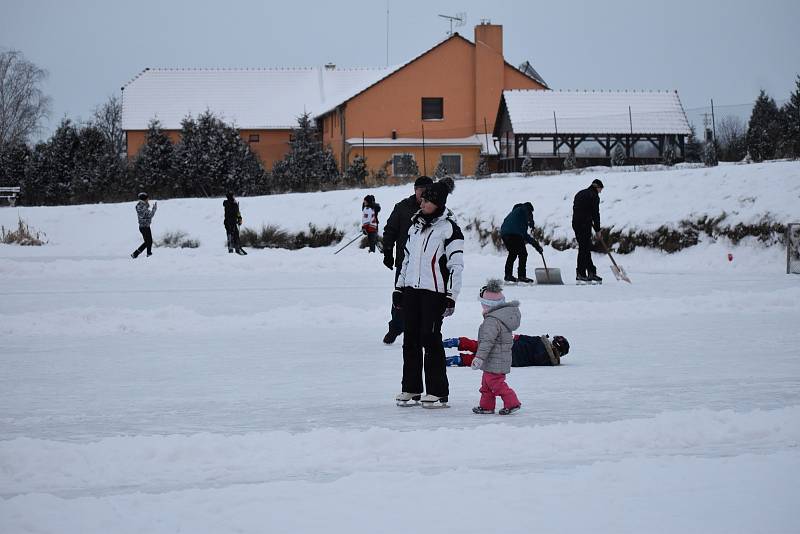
[500,202,542,284]
[572,179,604,283]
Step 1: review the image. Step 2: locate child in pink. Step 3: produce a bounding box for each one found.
[471,279,522,415]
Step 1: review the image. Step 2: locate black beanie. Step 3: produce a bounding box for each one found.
[422,177,455,207]
[592,179,604,189]
[414,175,433,188]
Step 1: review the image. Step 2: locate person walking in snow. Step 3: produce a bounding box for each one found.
[381,175,434,344]
[361,194,381,253]
[500,202,542,284]
[444,333,570,367]
[131,192,157,258]
[393,177,463,409]
[470,279,522,415]
[224,192,246,255]
[572,179,604,283]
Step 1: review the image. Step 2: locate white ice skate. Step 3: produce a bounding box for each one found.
[420,394,449,409]
[395,392,421,407]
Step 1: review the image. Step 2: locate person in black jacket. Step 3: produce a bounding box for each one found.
[500,202,542,284]
[444,334,570,367]
[381,175,433,344]
[572,179,604,282]
[223,192,246,255]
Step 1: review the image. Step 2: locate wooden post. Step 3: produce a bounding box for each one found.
[629,106,636,171]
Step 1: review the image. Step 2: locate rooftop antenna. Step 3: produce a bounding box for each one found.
[438,12,466,36]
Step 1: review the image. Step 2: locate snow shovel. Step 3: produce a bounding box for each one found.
[598,235,632,283]
[534,251,564,285]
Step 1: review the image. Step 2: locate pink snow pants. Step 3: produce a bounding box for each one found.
[479,371,520,411]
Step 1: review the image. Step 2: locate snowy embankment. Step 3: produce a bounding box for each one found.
[1,161,799,533]
[1,160,799,260]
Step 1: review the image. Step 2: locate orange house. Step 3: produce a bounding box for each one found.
[121,23,546,178]
[319,24,546,178]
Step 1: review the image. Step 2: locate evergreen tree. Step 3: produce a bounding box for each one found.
[779,75,800,159]
[0,141,31,188]
[272,112,339,192]
[23,118,80,205]
[563,149,576,170]
[520,154,534,175]
[344,155,368,186]
[746,90,781,162]
[73,124,114,203]
[132,119,175,196]
[475,154,490,178]
[685,126,702,163]
[702,140,718,167]
[611,143,626,167]
[432,159,448,179]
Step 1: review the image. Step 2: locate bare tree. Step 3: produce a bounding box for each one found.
[0,50,51,147]
[92,95,125,158]
[717,115,746,161]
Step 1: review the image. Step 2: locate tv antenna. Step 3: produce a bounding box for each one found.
[438,12,466,36]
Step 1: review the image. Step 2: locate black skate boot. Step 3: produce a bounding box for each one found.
[517,276,534,284]
[588,272,603,284]
[472,406,495,414]
[576,270,589,284]
[504,275,518,285]
[499,404,521,415]
[131,251,140,259]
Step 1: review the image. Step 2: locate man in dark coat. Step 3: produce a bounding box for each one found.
[381,175,433,344]
[500,202,542,283]
[572,179,604,282]
[224,192,246,255]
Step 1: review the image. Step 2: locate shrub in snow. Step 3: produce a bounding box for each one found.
[520,155,534,176]
[1,217,46,245]
[156,231,200,249]
[611,144,626,167]
[239,223,344,250]
[702,141,718,167]
[662,143,676,166]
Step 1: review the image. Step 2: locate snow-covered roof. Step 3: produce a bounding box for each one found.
[345,135,484,148]
[121,66,402,130]
[502,89,691,135]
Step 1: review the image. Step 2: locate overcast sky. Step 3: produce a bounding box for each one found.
[2,0,798,138]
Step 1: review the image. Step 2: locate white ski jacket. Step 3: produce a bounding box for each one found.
[396,209,464,301]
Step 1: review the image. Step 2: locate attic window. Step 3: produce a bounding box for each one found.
[422,98,444,120]
[248,134,260,143]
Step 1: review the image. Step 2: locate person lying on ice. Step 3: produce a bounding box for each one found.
[444,332,570,367]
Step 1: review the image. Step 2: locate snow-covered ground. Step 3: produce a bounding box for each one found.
[1,162,799,533]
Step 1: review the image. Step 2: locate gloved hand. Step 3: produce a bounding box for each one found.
[443,297,455,317]
[383,253,394,270]
[595,230,603,240]
[392,288,404,310]
[362,227,368,235]
[534,242,543,254]
[471,357,484,370]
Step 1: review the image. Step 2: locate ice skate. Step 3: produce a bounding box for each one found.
[588,272,603,284]
[472,406,494,414]
[517,276,534,285]
[498,405,521,415]
[503,275,518,285]
[420,394,449,409]
[395,392,421,407]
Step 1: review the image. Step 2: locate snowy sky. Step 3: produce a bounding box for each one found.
[1,0,799,139]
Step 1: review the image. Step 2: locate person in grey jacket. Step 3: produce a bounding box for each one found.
[470,279,522,415]
[131,192,157,258]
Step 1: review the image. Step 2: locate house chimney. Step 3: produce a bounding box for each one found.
[474,23,504,134]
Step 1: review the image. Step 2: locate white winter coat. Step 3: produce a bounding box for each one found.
[396,209,464,301]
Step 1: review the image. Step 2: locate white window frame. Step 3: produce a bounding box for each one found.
[440,153,463,176]
[392,153,417,177]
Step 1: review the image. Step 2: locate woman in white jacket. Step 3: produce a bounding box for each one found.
[393,177,464,408]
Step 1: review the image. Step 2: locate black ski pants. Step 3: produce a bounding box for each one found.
[573,223,596,276]
[502,234,528,278]
[134,226,153,255]
[401,288,449,398]
[225,221,241,251]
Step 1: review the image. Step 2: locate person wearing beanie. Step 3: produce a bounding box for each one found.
[361,195,381,253]
[500,202,542,284]
[394,176,463,408]
[223,192,246,255]
[131,192,157,259]
[572,179,604,283]
[381,175,433,344]
[470,279,522,415]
